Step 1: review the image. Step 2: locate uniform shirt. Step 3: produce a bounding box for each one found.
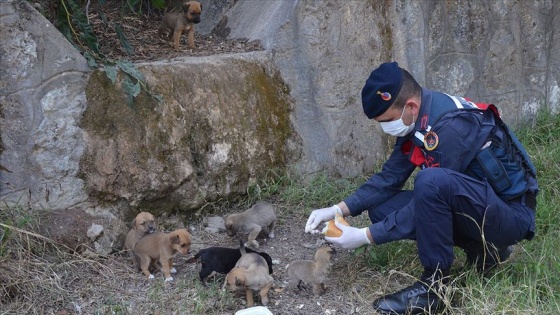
[343,88,534,217]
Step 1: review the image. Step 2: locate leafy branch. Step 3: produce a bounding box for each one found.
[56,0,164,107]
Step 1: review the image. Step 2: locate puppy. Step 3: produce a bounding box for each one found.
[133,228,192,281]
[287,246,336,296]
[223,242,274,307]
[158,1,202,50]
[225,201,276,249]
[186,245,273,284]
[123,211,156,266]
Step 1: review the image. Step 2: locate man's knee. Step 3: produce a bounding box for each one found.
[415,168,450,189]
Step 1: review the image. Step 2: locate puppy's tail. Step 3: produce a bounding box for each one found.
[238,238,247,255]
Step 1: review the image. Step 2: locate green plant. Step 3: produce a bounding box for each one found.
[246,169,363,210]
[0,205,34,257]
[56,0,162,107]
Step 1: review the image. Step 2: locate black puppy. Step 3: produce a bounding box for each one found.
[186,244,273,284]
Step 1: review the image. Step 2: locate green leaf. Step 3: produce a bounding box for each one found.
[83,51,97,67]
[117,60,145,82]
[123,76,141,98]
[368,248,378,260]
[353,245,367,256]
[122,75,138,107]
[131,81,141,97]
[115,23,134,56]
[150,0,166,10]
[65,0,100,54]
[104,65,118,84]
[150,93,163,103]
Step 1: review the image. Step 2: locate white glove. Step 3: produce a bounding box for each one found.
[325,220,371,249]
[305,205,341,234]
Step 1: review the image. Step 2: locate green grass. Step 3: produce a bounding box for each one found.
[460,111,560,314]
[242,110,560,314]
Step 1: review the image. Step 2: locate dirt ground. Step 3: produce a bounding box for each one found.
[0,202,409,314]
[95,204,401,315]
[128,204,391,315]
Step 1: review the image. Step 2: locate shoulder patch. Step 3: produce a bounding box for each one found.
[423,131,439,151]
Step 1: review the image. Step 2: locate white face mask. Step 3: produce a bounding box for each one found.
[379,106,416,137]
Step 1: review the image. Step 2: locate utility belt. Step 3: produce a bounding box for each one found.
[509,191,537,211]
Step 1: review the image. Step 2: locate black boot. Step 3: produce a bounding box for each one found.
[372,269,449,315]
[465,245,513,274]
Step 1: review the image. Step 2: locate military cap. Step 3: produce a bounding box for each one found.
[361,62,404,119]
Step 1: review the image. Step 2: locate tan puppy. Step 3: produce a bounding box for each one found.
[123,212,156,266]
[133,228,192,281]
[225,201,276,249]
[223,242,274,307]
[287,246,336,296]
[158,1,202,50]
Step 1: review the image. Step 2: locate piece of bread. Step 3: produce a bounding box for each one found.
[322,212,350,237]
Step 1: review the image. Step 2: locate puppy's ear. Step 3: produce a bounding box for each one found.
[226,222,235,232]
[171,234,180,244]
[235,276,245,287]
[131,219,137,230]
[183,2,190,12]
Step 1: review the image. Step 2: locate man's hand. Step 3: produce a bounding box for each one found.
[325,220,371,249]
[305,205,341,234]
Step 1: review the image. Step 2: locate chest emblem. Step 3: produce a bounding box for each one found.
[423,131,439,151]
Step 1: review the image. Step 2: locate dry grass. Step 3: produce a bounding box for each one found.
[0,214,238,315]
[0,197,416,315]
[0,219,119,314]
[3,162,553,314]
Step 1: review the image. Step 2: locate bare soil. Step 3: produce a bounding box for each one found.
[2,202,406,315]
[134,204,392,315]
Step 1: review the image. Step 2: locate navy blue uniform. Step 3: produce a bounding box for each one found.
[343,88,537,271]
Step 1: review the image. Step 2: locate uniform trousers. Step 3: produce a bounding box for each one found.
[368,168,535,271]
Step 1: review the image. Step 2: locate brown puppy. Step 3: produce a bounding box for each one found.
[123,211,156,266]
[185,246,274,284]
[133,228,192,281]
[225,201,276,249]
[287,246,336,296]
[223,242,274,307]
[158,1,202,50]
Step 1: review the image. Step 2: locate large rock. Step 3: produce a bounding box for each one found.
[81,53,297,213]
[0,0,90,209]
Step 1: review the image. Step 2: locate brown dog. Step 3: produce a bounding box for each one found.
[158,1,202,50]
[225,201,276,249]
[223,242,274,307]
[133,228,192,281]
[123,211,156,266]
[287,246,336,296]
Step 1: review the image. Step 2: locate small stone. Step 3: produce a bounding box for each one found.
[202,216,226,233]
[86,224,104,240]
